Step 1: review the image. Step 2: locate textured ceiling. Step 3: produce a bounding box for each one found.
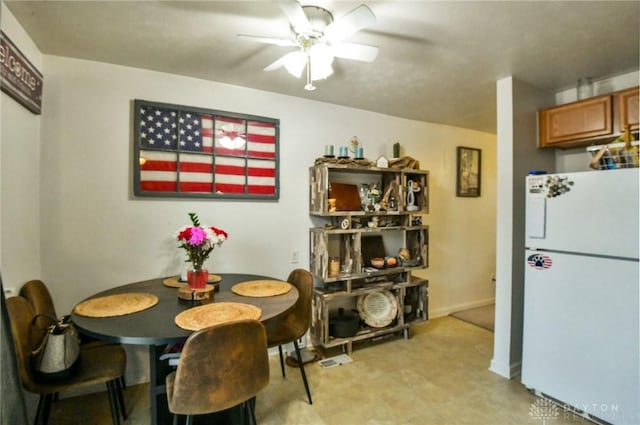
[5,1,640,134]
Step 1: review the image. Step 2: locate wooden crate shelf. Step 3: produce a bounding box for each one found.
[308,163,430,354]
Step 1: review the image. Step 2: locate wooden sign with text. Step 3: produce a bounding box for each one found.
[0,31,43,114]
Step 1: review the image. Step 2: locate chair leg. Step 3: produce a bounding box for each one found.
[106,380,120,425]
[119,374,126,389]
[35,394,53,425]
[239,401,246,425]
[116,377,127,419]
[34,394,44,425]
[277,345,286,377]
[293,340,313,405]
[185,415,193,425]
[247,397,257,425]
[172,414,179,425]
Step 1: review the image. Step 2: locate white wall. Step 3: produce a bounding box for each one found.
[0,2,43,292]
[408,123,497,317]
[0,3,44,419]
[492,77,554,378]
[38,55,496,319]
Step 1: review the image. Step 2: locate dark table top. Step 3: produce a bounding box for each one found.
[71,273,298,345]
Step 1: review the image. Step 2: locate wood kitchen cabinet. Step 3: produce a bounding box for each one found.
[538,86,640,149]
[618,86,639,131]
[538,95,613,148]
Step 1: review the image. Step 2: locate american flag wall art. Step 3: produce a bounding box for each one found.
[134,100,279,199]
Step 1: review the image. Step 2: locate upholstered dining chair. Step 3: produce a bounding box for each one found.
[20,279,127,398]
[263,268,313,404]
[21,280,120,351]
[19,280,57,335]
[6,295,127,425]
[166,319,270,425]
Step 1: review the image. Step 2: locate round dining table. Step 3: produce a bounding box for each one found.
[71,273,299,425]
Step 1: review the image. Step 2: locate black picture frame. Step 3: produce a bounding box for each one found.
[456,146,481,197]
[133,99,279,200]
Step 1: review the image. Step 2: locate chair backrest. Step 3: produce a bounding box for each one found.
[264,268,313,346]
[20,280,57,337]
[168,319,269,415]
[5,296,41,393]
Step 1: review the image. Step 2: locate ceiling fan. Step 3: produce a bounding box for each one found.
[238,1,379,91]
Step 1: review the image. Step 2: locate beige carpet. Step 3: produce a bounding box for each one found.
[450,304,495,331]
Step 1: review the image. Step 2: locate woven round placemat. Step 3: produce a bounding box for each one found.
[174,302,262,331]
[163,274,222,288]
[231,280,292,297]
[74,293,159,318]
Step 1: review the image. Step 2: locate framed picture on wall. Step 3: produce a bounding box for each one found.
[456,146,481,197]
[133,99,279,200]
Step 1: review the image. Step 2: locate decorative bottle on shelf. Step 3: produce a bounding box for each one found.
[577,78,593,100]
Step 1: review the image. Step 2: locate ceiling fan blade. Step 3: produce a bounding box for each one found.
[264,56,288,72]
[237,34,297,47]
[324,4,376,42]
[331,42,379,62]
[279,1,311,34]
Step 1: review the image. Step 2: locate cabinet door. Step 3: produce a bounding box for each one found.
[539,95,612,147]
[618,86,639,131]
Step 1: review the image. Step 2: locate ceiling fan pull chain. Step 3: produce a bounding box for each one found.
[304,54,316,91]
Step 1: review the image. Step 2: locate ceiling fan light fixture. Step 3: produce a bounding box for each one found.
[251,2,378,91]
[310,59,333,80]
[309,43,334,79]
[282,51,307,78]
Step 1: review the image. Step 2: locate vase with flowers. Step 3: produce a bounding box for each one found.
[177,212,228,289]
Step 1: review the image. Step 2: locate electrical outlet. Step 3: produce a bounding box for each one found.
[290,249,299,264]
[3,287,16,296]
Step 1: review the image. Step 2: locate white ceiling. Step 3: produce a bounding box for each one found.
[5,1,640,134]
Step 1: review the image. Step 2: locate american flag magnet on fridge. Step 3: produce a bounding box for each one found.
[527,253,553,270]
[134,100,279,200]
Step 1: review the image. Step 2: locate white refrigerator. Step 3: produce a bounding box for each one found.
[522,168,639,425]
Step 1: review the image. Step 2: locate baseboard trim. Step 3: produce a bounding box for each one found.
[430,297,495,319]
[489,358,521,379]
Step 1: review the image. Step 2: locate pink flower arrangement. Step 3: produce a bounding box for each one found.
[177,213,228,271]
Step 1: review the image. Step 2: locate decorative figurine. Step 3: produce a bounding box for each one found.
[376,156,389,168]
[406,180,421,211]
[389,195,397,210]
[398,248,411,263]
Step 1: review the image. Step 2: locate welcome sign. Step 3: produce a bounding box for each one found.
[0,31,43,114]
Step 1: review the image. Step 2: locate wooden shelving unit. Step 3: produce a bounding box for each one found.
[308,163,430,354]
